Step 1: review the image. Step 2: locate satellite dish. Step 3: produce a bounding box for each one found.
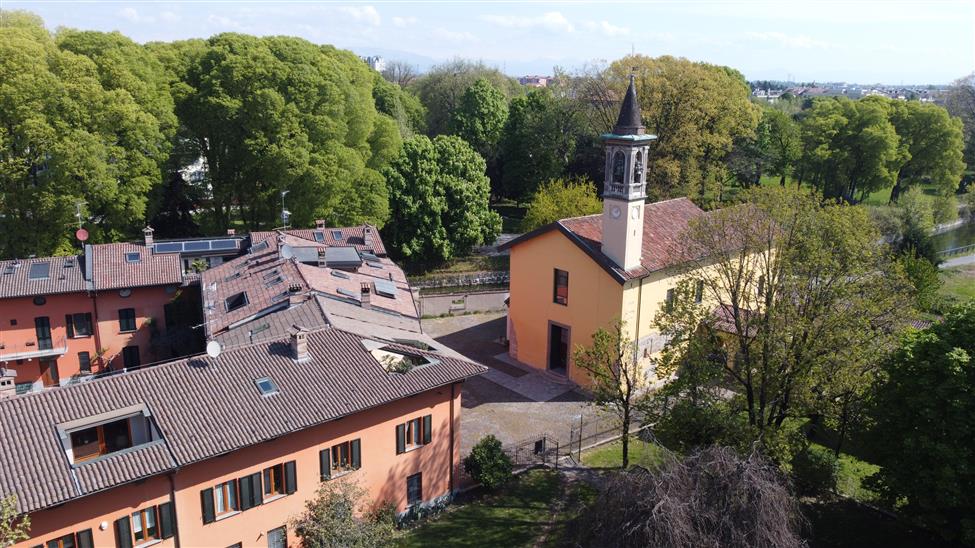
[206,340,222,359]
[280,244,294,260]
[76,228,89,242]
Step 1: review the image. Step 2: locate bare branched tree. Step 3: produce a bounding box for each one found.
[570,446,807,548]
[380,60,419,88]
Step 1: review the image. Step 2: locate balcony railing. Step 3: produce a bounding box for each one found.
[0,337,69,362]
[606,182,647,198]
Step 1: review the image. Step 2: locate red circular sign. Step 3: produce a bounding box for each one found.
[75,228,89,242]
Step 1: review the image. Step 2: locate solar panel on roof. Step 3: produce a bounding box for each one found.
[337,287,358,299]
[374,279,397,298]
[154,242,183,253]
[249,241,269,254]
[210,239,238,250]
[28,262,50,280]
[184,241,210,252]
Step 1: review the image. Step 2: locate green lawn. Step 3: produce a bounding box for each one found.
[833,450,881,502]
[396,470,565,548]
[940,264,975,302]
[581,436,671,469]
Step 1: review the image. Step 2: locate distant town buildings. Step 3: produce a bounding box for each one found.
[519,75,551,88]
[750,81,948,104]
[362,55,386,73]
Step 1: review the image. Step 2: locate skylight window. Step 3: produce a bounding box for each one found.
[313,231,325,243]
[262,269,280,280]
[28,262,50,280]
[337,287,358,299]
[366,261,383,269]
[330,270,350,280]
[225,292,249,312]
[332,230,344,240]
[374,280,398,298]
[361,252,380,262]
[255,377,279,396]
[125,252,141,263]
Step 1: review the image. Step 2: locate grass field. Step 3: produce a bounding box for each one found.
[941,264,975,302]
[580,436,671,470]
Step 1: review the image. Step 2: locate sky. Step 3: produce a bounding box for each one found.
[2,0,973,84]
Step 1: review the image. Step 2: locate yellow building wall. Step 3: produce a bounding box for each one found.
[507,229,623,386]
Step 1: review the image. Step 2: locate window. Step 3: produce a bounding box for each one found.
[263,463,285,498]
[612,151,626,184]
[35,316,52,350]
[28,261,50,280]
[553,269,569,305]
[332,230,343,240]
[329,439,362,476]
[65,313,93,338]
[407,473,423,506]
[396,415,432,454]
[118,308,136,332]
[125,252,141,263]
[33,296,46,306]
[214,480,239,516]
[67,414,159,463]
[114,503,174,548]
[255,377,278,397]
[122,346,140,368]
[694,280,704,304]
[43,529,93,548]
[78,352,91,373]
[225,292,248,312]
[267,526,287,548]
[665,288,675,313]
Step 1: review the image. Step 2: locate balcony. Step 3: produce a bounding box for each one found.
[0,337,69,363]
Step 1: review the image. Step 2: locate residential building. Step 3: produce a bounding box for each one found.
[362,55,386,73]
[1,325,484,548]
[519,75,550,87]
[501,76,715,387]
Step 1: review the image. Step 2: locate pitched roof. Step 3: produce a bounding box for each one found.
[90,242,183,291]
[0,327,486,514]
[501,197,707,283]
[250,225,387,256]
[0,256,87,299]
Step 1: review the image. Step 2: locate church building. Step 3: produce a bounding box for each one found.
[500,76,709,387]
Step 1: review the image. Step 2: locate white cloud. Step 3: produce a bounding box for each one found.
[433,28,477,43]
[745,31,832,49]
[337,5,381,27]
[392,16,418,28]
[207,14,244,29]
[119,7,154,24]
[584,20,630,37]
[481,11,574,33]
[159,11,180,24]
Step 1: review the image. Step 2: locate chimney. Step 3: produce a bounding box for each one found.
[0,369,17,400]
[317,247,327,268]
[360,282,372,308]
[143,226,154,247]
[363,226,374,249]
[315,219,326,230]
[289,325,310,363]
[227,229,236,236]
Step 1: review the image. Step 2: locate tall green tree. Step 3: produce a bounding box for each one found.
[799,97,901,202]
[176,34,400,231]
[372,72,426,138]
[945,73,975,170]
[578,55,760,206]
[520,177,602,231]
[0,11,169,257]
[449,78,508,158]
[654,187,910,459]
[876,97,966,203]
[382,135,501,268]
[765,109,801,186]
[411,59,522,136]
[867,303,975,545]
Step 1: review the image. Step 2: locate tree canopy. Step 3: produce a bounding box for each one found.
[410,59,522,137]
[449,78,508,159]
[382,135,501,268]
[520,177,601,232]
[867,303,975,545]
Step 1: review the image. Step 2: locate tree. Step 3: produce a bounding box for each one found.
[411,59,522,137]
[573,320,650,469]
[867,303,975,545]
[576,55,760,206]
[372,73,426,138]
[499,87,585,199]
[176,34,400,231]
[570,447,806,548]
[766,110,802,186]
[895,186,939,263]
[382,135,501,268]
[463,435,513,489]
[945,73,975,169]
[799,97,901,202]
[449,78,508,159]
[520,177,602,231]
[1,495,30,548]
[0,12,170,257]
[654,187,910,460]
[878,97,966,203]
[380,60,419,88]
[291,480,395,548]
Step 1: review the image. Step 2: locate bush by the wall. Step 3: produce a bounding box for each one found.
[463,435,513,489]
[791,445,838,497]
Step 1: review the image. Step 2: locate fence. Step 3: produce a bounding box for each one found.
[504,422,659,469]
[938,243,975,258]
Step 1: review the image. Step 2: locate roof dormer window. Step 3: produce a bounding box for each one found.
[58,406,161,465]
[361,339,438,374]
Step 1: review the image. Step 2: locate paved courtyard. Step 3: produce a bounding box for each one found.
[423,312,619,456]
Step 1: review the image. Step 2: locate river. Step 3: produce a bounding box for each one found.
[932,221,975,252]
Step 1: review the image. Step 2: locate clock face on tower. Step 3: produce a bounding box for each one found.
[611,206,622,219]
[630,206,641,220]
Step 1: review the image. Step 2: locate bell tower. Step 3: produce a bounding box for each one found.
[601,75,656,271]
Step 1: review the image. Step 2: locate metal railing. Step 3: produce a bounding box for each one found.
[938,243,975,258]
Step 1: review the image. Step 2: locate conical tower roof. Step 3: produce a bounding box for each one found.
[613,75,645,135]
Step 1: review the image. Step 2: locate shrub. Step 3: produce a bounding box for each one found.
[463,435,513,489]
[292,480,395,548]
[791,445,838,498]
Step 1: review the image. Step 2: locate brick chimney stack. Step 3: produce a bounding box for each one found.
[315,219,326,230]
[143,226,154,247]
[0,369,17,400]
[360,282,372,308]
[289,325,310,363]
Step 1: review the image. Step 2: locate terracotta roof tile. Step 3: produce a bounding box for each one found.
[90,243,183,290]
[0,256,87,299]
[250,224,386,256]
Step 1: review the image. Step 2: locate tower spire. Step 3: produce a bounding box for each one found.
[613,74,644,136]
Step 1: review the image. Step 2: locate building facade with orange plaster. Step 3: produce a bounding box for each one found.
[3,327,482,548]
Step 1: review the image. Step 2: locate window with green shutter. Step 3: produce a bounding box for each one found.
[319,448,331,480]
[396,415,432,454]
